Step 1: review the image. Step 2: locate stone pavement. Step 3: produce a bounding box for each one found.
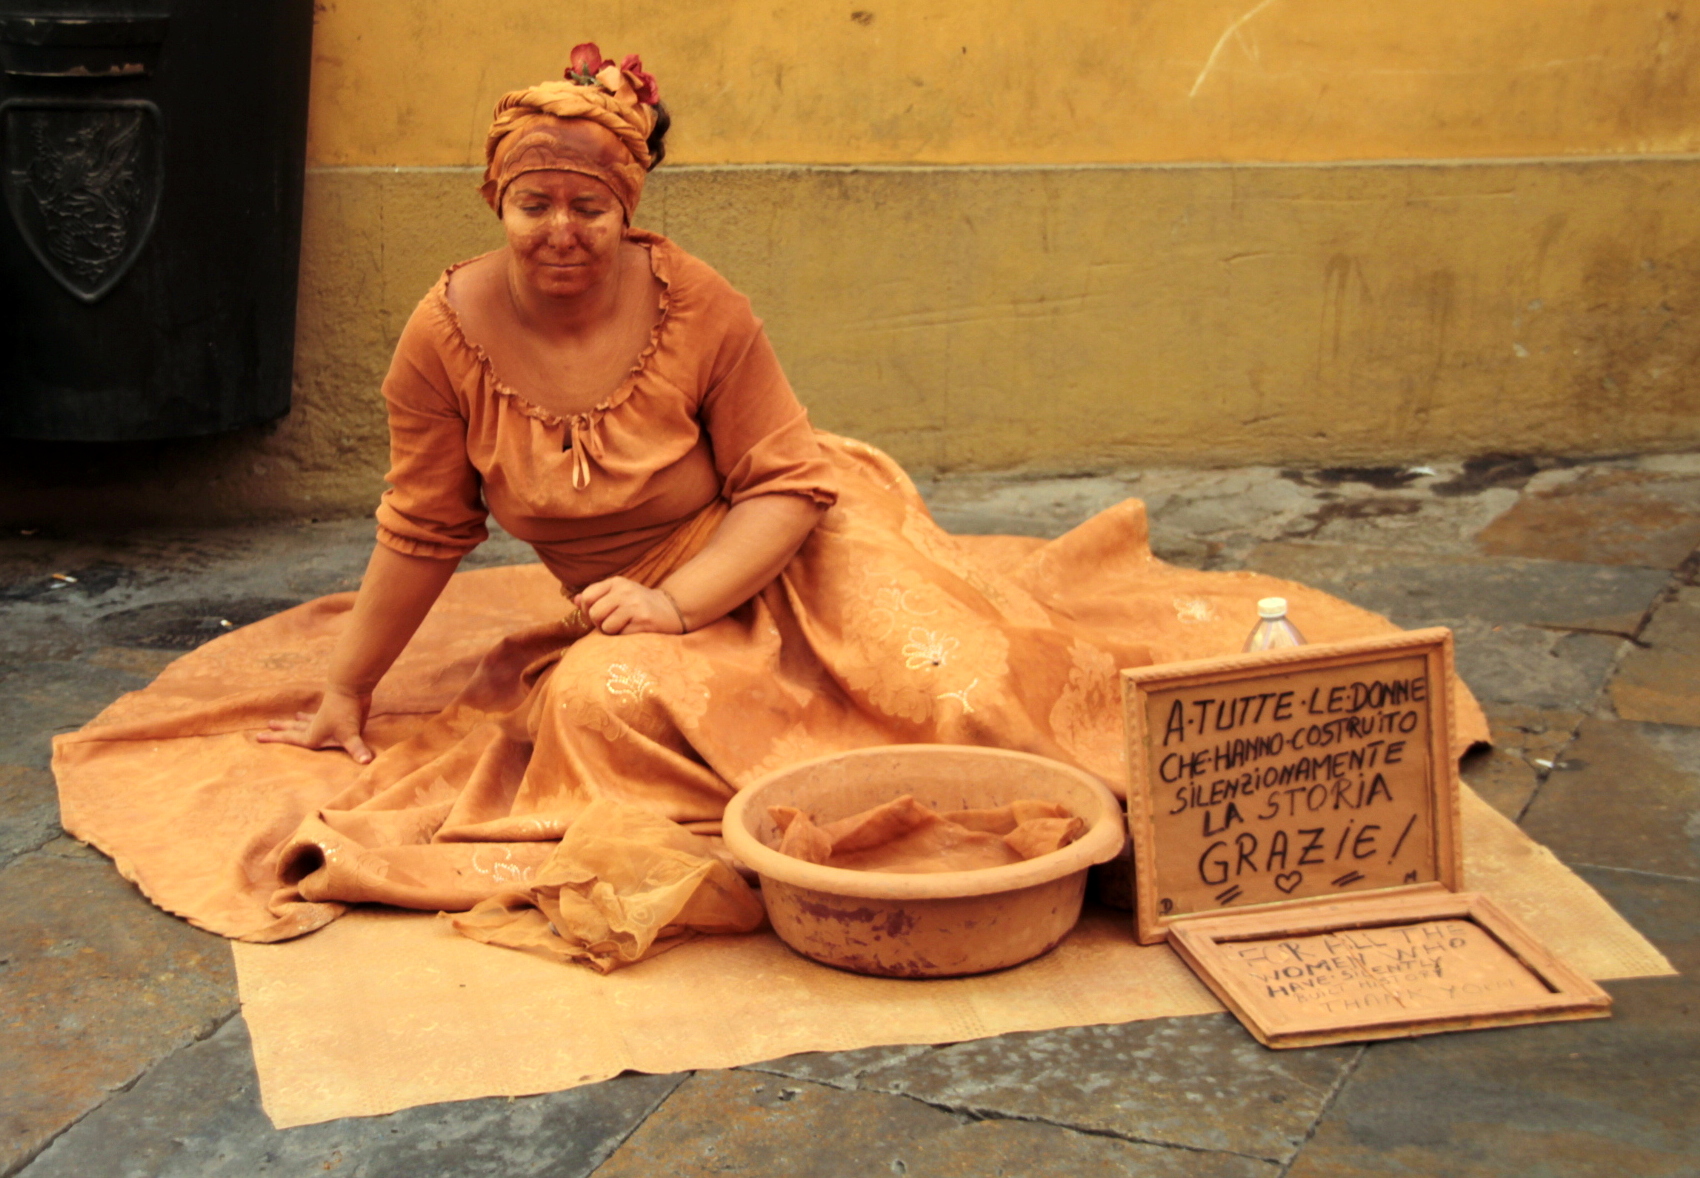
[2,454,1696,1177]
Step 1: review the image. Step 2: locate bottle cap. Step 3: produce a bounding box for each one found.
[1256,597,1288,619]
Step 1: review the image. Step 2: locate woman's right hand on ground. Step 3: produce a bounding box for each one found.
[257,685,376,764]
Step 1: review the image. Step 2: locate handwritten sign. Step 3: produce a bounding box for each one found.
[1122,630,1461,943]
[1167,890,1612,1048]
[1220,918,1550,1018]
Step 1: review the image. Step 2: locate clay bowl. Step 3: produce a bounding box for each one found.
[723,745,1126,978]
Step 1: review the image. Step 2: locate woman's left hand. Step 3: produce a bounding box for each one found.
[577,576,685,635]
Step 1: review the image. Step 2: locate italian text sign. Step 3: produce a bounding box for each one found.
[1123,632,1460,941]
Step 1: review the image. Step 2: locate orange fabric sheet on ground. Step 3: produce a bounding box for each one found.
[53,438,1491,955]
[234,786,1673,1129]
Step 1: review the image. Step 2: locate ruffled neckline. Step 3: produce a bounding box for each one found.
[430,228,675,429]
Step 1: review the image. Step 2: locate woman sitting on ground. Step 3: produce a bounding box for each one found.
[54,46,1486,970]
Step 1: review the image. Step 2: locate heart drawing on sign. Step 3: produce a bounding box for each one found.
[1274,872,1304,894]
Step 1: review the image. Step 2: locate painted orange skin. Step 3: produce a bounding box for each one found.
[260,121,824,763]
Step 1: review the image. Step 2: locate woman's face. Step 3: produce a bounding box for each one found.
[501,169,625,301]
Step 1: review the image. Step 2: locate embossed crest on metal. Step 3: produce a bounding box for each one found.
[2,98,162,303]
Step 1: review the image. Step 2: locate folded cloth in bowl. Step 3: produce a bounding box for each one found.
[770,795,1087,874]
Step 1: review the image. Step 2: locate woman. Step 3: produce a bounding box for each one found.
[53,48,1486,970]
[260,52,832,768]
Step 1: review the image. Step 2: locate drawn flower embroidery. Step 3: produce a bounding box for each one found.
[1048,640,1124,780]
[605,663,656,701]
[845,564,1009,724]
[869,585,935,640]
[903,628,959,671]
[471,846,534,886]
[1173,596,1217,624]
[900,503,1053,628]
[937,679,979,715]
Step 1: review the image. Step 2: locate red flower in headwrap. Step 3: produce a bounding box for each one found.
[621,54,661,105]
[566,42,612,84]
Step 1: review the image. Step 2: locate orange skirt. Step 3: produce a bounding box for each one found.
[53,435,1488,943]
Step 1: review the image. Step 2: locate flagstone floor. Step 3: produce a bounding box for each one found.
[2,453,1696,1177]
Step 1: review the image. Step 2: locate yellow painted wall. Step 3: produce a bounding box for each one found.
[5,1,1696,525]
[652,161,1699,472]
[308,0,1700,166]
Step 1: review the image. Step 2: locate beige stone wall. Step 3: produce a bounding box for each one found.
[7,1,1696,525]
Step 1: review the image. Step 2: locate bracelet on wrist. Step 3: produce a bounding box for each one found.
[658,588,689,634]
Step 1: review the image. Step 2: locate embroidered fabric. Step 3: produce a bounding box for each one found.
[54,433,1489,961]
[373,232,838,588]
[50,235,1493,970]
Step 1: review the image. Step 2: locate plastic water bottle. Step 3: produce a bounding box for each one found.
[1244,597,1305,652]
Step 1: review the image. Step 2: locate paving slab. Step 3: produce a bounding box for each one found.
[0,455,1693,1177]
[1241,542,1669,636]
[807,1016,1356,1163]
[1,520,368,604]
[1143,470,1325,556]
[743,1043,934,1090]
[920,456,1695,578]
[1139,467,1522,566]
[1520,717,1700,880]
[0,851,237,1176]
[1475,467,1700,569]
[1284,870,1700,1178]
[16,1017,683,1178]
[916,460,1523,567]
[90,597,311,651]
[1459,766,1531,819]
[0,519,533,678]
[1288,488,1525,559]
[0,660,157,769]
[1611,585,1700,727]
[1637,454,1700,478]
[79,647,179,680]
[1459,704,1586,821]
[0,765,58,868]
[32,834,107,862]
[1442,619,1625,712]
[0,615,84,667]
[919,473,1148,541]
[595,1069,1275,1178]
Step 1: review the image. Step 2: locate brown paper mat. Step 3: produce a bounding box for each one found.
[235,785,1673,1128]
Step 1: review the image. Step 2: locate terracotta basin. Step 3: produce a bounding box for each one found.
[723,745,1126,978]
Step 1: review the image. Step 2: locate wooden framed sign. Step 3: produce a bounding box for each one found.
[1166,889,1612,1048]
[1121,629,1463,945]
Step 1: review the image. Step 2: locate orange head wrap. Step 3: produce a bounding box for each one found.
[481,44,661,221]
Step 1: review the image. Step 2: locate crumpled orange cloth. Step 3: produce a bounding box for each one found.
[772,796,1087,874]
[449,799,764,973]
[51,436,1492,958]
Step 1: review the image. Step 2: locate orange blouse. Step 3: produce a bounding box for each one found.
[373,230,839,588]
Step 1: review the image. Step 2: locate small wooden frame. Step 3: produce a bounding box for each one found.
[1121,630,1463,945]
[1166,889,1612,1048]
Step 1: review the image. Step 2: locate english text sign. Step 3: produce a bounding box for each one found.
[1166,890,1611,1048]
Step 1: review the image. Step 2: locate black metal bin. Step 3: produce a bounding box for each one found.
[0,0,312,440]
